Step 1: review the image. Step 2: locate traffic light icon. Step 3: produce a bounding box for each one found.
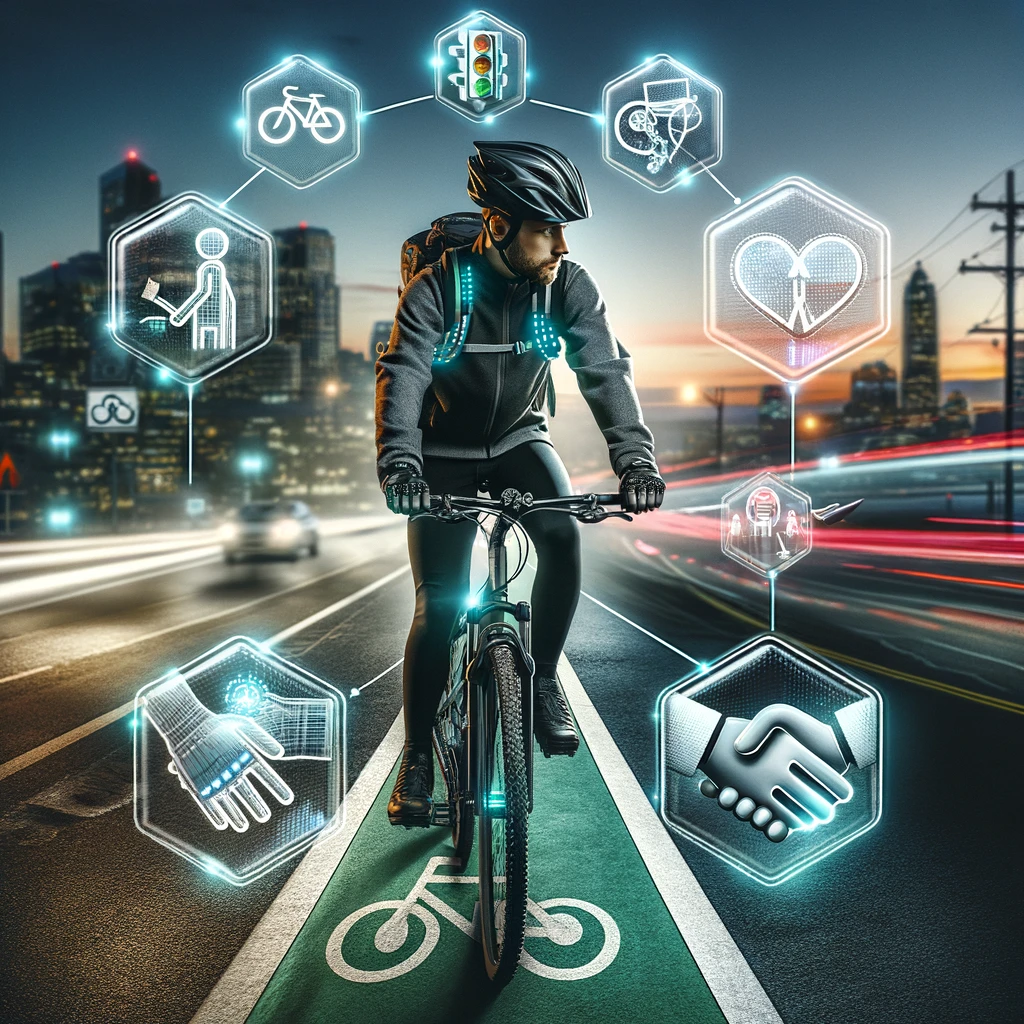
[449,29,508,105]
[434,11,526,123]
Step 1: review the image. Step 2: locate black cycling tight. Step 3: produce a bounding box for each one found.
[402,441,581,751]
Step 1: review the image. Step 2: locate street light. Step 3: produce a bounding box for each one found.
[238,454,265,503]
[49,430,73,460]
[47,507,74,533]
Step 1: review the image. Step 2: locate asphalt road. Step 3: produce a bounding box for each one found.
[0,483,1021,1024]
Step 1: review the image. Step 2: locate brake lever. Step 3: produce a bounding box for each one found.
[577,510,633,524]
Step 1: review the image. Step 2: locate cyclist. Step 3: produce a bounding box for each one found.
[376,141,665,826]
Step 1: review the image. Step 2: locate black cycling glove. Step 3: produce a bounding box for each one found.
[382,463,431,515]
[619,459,666,514]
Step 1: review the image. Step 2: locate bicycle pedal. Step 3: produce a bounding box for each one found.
[430,803,452,827]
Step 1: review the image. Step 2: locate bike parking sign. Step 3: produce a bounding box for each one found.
[602,55,722,193]
[243,55,361,189]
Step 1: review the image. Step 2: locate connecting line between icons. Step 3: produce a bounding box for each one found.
[362,95,433,117]
[677,142,740,204]
[789,384,798,480]
[769,574,776,631]
[220,167,266,209]
[529,98,602,120]
[187,384,194,486]
[349,657,404,697]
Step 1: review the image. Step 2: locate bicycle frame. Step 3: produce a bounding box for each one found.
[279,86,330,127]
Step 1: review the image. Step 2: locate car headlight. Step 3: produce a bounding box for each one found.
[271,518,302,543]
[218,522,239,542]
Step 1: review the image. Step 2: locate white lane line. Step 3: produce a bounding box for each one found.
[0,664,53,687]
[0,537,217,574]
[0,554,222,622]
[0,546,222,609]
[190,710,405,1024]
[558,655,781,1024]
[0,565,410,784]
[581,589,701,665]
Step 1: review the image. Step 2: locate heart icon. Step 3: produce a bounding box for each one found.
[733,234,864,337]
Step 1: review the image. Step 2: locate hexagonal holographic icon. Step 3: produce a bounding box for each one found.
[659,634,882,886]
[108,193,273,386]
[602,54,722,193]
[434,10,526,122]
[243,55,361,189]
[722,471,812,578]
[134,636,346,886]
[705,176,891,383]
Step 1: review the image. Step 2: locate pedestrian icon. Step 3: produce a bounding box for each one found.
[141,228,236,352]
[243,55,361,189]
[108,193,273,385]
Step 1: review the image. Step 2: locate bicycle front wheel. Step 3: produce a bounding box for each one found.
[477,644,529,986]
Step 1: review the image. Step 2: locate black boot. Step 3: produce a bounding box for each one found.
[387,744,434,828]
[533,675,579,757]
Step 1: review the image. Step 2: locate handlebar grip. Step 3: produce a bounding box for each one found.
[595,493,621,505]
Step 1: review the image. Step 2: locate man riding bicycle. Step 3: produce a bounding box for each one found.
[376,140,665,826]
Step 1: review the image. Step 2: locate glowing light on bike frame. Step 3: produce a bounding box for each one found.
[242,54,362,189]
[655,634,883,886]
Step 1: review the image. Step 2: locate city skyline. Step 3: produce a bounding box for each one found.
[2,1,1021,405]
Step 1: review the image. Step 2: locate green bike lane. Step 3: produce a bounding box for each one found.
[194,659,779,1024]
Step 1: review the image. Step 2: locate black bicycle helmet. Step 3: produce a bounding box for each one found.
[467,142,591,272]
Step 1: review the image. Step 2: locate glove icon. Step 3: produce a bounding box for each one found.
[698,704,853,843]
[142,675,294,833]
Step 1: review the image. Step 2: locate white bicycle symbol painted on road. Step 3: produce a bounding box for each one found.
[257,85,346,145]
[326,856,620,983]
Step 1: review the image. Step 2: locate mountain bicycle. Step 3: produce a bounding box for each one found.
[257,85,346,145]
[422,488,628,986]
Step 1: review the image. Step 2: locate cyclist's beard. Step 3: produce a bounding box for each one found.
[504,235,562,286]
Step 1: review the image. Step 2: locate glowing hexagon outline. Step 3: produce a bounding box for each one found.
[242,54,362,189]
[656,633,884,886]
[601,53,723,194]
[704,176,891,383]
[433,10,528,123]
[108,192,275,386]
[721,470,813,578]
[133,635,347,887]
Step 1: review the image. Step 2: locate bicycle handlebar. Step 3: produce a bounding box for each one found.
[426,491,622,517]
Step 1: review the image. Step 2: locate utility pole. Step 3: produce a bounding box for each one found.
[702,387,726,471]
[960,169,1024,531]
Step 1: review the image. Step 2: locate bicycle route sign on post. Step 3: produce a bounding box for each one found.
[86,388,139,433]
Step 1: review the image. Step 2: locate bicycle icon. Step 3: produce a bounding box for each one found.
[325,856,620,983]
[257,85,346,145]
[90,393,137,426]
[614,77,703,175]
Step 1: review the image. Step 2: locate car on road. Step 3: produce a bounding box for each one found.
[219,500,319,563]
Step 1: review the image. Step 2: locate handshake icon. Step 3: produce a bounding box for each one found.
[663,695,877,843]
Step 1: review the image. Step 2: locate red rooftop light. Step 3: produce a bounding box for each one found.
[299,221,308,230]
[51,261,60,269]
[127,150,138,161]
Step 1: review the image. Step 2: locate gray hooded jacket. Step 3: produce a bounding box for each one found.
[375,244,656,484]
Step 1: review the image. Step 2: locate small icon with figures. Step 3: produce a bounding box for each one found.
[721,471,812,577]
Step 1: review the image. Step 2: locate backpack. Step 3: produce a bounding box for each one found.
[396,212,565,416]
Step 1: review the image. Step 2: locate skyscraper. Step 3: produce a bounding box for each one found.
[901,262,939,417]
[274,224,340,391]
[757,384,789,448]
[99,152,162,252]
[844,360,897,429]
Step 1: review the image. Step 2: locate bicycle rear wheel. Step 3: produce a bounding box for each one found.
[478,644,529,986]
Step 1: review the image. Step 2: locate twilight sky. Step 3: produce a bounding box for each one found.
[1,0,1021,403]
